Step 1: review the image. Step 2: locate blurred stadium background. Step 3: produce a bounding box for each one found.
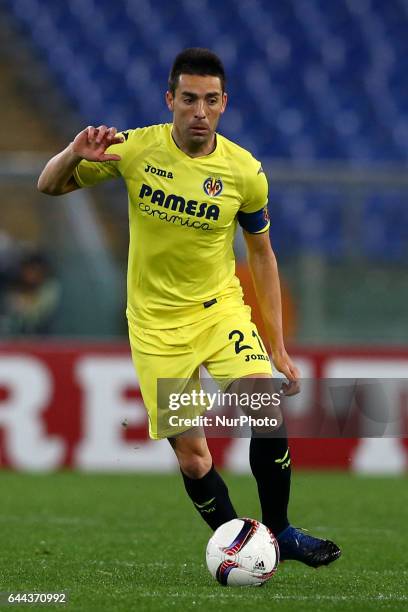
[0,0,407,474]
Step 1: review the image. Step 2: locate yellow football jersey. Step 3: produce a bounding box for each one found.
[73,123,269,329]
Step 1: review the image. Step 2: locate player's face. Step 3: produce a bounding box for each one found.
[166,74,227,151]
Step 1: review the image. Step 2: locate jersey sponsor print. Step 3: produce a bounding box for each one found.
[74,123,269,328]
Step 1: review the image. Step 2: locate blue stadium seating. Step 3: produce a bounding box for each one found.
[6,0,408,162]
[4,0,408,260]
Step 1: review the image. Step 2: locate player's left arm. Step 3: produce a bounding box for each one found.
[243,229,299,384]
[238,160,299,386]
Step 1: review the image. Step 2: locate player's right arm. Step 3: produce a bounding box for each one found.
[37,125,124,195]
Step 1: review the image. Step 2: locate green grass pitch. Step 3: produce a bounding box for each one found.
[1,470,407,611]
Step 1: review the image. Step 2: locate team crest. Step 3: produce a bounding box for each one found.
[203,177,223,197]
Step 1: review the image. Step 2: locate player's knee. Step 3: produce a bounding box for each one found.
[178,452,212,479]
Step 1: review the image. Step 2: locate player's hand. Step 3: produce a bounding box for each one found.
[70,125,124,162]
[271,348,300,396]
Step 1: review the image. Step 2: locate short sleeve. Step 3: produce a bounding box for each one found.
[73,130,130,188]
[237,164,270,234]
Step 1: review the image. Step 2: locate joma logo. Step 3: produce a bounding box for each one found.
[145,164,173,178]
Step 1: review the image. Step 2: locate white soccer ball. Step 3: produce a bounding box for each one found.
[206,518,280,587]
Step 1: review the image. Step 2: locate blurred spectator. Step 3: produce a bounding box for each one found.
[0,250,60,335]
[0,231,18,292]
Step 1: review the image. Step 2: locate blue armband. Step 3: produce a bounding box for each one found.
[237,206,270,233]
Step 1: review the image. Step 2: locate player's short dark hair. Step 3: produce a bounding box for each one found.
[168,48,226,94]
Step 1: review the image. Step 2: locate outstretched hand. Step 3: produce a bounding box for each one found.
[71,125,124,162]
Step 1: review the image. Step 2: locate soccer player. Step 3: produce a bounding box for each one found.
[38,48,340,567]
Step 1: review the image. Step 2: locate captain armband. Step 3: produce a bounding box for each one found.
[237,206,270,234]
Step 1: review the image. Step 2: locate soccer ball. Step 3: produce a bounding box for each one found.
[206,518,279,587]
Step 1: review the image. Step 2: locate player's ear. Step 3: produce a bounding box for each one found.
[166,91,174,112]
[220,92,228,114]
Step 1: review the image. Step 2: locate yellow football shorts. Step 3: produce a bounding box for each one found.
[128,302,273,439]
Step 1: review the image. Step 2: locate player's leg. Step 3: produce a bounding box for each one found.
[230,373,341,567]
[168,431,237,530]
[227,373,291,537]
[128,322,237,531]
[203,310,341,567]
[202,312,292,538]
